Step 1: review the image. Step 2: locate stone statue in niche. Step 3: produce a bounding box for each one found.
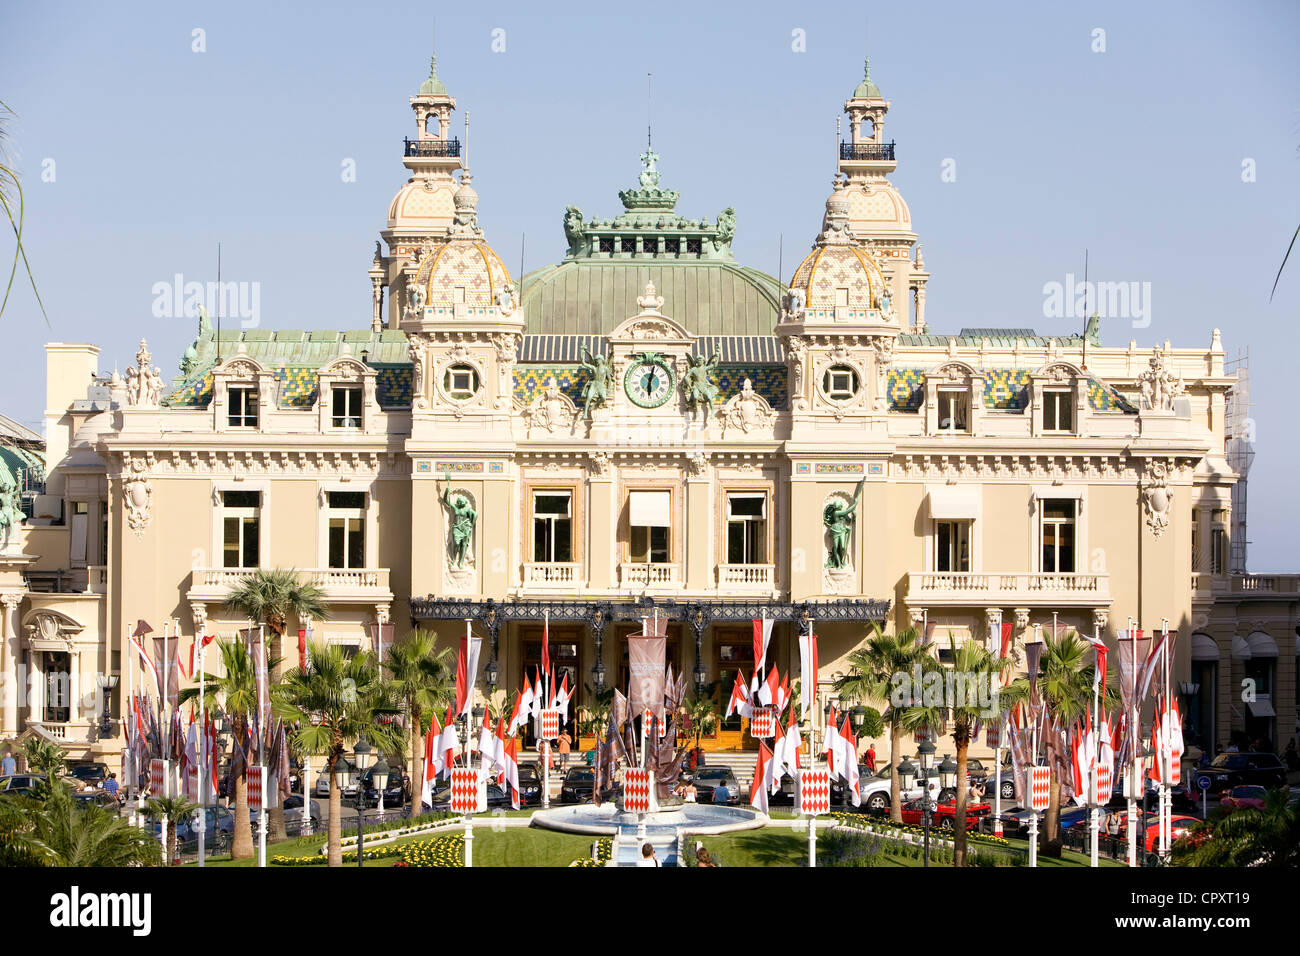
[823,480,863,570]
[440,471,477,569]
[578,344,613,417]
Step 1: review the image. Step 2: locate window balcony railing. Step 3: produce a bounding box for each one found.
[839,141,896,161]
[522,562,582,587]
[187,567,392,602]
[904,571,1111,608]
[716,564,775,590]
[403,137,461,158]
[619,563,680,588]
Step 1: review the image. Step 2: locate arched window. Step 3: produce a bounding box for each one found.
[859,117,875,141]
[425,112,441,137]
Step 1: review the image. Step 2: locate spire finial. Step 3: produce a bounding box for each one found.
[864,56,870,80]
[647,71,653,152]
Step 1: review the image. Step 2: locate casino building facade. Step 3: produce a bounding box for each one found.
[1,54,1293,769]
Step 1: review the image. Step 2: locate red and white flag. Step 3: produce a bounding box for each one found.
[454,633,482,718]
[749,741,776,814]
[726,670,751,719]
[798,630,819,717]
[130,621,161,701]
[839,714,861,806]
[752,616,775,676]
[506,690,527,737]
[757,667,780,707]
[436,709,458,777]
[503,736,521,810]
[555,673,572,720]
[776,673,791,713]
[823,704,842,777]
[420,720,441,809]
[518,675,536,723]
[476,709,496,767]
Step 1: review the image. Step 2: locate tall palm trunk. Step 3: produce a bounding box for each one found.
[1043,774,1063,855]
[954,735,969,867]
[408,705,421,814]
[327,764,342,867]
[231,772,253,859]
[889,720,904,823]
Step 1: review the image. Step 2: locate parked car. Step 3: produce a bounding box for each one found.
[316,773,358,798]
[557,767,620,804]
[73,789,121,811]
[898,798,991,831]
[1219,785,1270,813]
[358,766,406,809]
[173,806,238,847]
[0,773,47,796]
[858,764,935,814]
[67,763,110,789]
[1104,778,1196,813]
[830,765,874,807]
[282,794,322,830]
[1107,811,1199,852]
[1197,752,1287,794]
[517,765,542,804]
[993,806,1042,837]
[424,782,520,813]
[685,768,741,805]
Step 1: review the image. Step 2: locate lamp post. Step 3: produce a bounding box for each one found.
[849,705,866,735]
[372,755,390,818]
[352,736,374,869]
[939,754,958,802]
[917,741,936,867]
[97,674,119,738]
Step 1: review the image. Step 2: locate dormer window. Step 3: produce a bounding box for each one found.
[823,365,860,402]
[1043,389,1073,432]
[937,389,969,432]
[444,364,480,401]
[332,386,362,428]
[228,386,258,427]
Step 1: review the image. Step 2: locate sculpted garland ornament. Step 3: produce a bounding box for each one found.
[624,351,676,408]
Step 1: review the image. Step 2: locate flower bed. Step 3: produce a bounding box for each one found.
[272,843,407,867]
[396,833,465,868]
[568,837,612,867]
[830,811,1012,849]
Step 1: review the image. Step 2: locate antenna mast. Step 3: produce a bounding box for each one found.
[647,72,653,151]
[215,242,222,364]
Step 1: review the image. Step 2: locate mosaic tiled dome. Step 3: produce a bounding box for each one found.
[421,236,513,309]
[789,243,887,311]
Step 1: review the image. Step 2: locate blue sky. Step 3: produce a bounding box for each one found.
[1,1,1297,568]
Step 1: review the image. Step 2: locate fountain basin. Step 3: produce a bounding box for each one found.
[531,801,766,836]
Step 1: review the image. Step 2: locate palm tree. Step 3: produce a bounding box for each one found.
[143,794,198,865]
[1173,788,1299,867]
[899,636,1023,866]
[179,638,263,859]
[1008,629,1108,853]
[0,100,48,323]
[384,630,455,802]
[0,788,157,866]
[22,736,67,780]
[224,567,326,841]
[833,624,933,822]
[274,642,403,866]
[682,693,719,753]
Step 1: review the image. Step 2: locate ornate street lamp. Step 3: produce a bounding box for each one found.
[592,658,606,693]
[352,736,374,869]
[372,755,390,817]
[97,674,119,737]
[939,754,958,798]
[485,658,499,692]
[850,705,867,734]
[917,741,936,868]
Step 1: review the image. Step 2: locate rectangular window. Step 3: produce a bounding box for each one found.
[532,492,573,563]
[686,239,702,255]
[327,491,366,569]
[99,500,108,566]
[221,490,260,568]
[628,490,671,564]
[70,501,89,568]
[331,386,362,428]
[1043,389,1073,431]
[825,368,858,401]
[1040,498,1076,573]
[726,493,767,565]
[665,238,680,255]
[1191,511,1201,572]
[1211,528,1227,574]
[934,520,971,572]
[228,387,258,427]
[620,237,636,253]
[937,390,970,432]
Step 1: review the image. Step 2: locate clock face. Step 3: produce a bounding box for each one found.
[624,359,676,408]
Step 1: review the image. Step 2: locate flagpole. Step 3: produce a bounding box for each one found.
[1164,616,1175,863]
[257,623,268,868]
[1090,622,1101,868]
[542,610,551,810]
[197,632,207,867]
[993,610,1004,838]
[1127,616,1138,867]
[1029,622,1042,869]
[125,622,136,827]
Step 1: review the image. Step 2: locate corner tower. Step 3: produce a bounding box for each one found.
[376,54,465,329]
[837,57,929,331]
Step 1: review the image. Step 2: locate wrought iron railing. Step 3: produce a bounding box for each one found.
[839,141,896,161]
[403,137,462,158]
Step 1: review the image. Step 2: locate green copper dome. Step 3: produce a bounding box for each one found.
[418,56,448,97]
[852,58,882,99]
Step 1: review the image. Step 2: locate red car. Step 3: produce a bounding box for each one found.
[900,798,991,831]
[1219,785,1269,813]
[1109,812,1199,852]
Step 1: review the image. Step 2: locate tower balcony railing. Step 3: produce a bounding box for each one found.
[839,141,896,161]
[403,137,462,158]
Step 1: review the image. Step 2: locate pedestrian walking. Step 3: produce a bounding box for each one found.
[864,743,876,774]
[557,730,572,769]
[1,750,15,776]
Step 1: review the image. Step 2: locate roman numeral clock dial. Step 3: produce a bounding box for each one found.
[623,353,676,408]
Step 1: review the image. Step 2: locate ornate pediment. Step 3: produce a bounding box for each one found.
[523,378,578,437]
[720,378,775,435]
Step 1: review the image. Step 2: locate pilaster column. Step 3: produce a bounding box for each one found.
[69,650,81,723]
[914,286,927,333]
[1,595,22,735]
